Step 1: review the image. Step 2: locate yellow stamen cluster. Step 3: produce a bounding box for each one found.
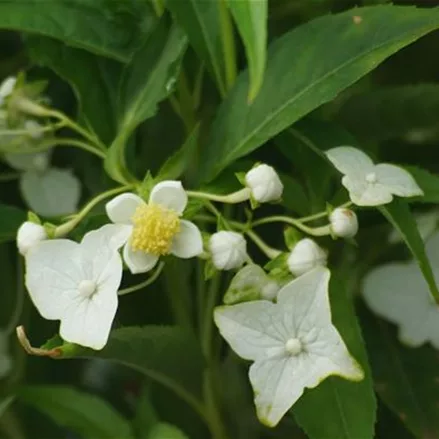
[131,203,181,256]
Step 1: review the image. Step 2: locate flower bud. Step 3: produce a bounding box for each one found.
[209,231,247,270]
[260,279,281,301]
[329,208,358,238]
[287,238,327,277]
[0,76,16,105]
[17,221,47,256]
[245,164,283,203]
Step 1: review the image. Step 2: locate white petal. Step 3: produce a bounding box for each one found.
[105,193,144,225]
[149,180,187,214]
[25,240,83,319]
[0,76,16,99]
[214,302,286,362]
[171,220,203,258]
[326,146,374,176]
[4,151,51,172]
[16,221,47,256]
[123,243,159,274]
[375,164,423,198]
[21,168,81,217]
[343,175,393,206]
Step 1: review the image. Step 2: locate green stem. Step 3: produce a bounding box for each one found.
[54,185,134,237]
[298,201,353,223]
[118,263,165,296]
[187,188,250,204]
[218,0,237,92]
[253,215,331,237]
[0,120,65,137]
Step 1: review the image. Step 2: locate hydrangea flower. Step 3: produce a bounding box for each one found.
[106,181,203,274]
[215,267,363,426]
[287,238,327,277]
[245,164,283,203]
[363,232,439,348]
[209,231,247,270]
[25,224,130,350]
[326,146,423,206]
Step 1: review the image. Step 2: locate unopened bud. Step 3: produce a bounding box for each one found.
[0,76,16,105]
[287,238,327,277]
[245,164,283,203]
[209,231,247,270]
[17,221,47,256]
[329,208,358,238]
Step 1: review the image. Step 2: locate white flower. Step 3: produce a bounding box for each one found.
[0,76,16,106]
[0,331,12,379]
[287,238,327,277]
[106,181,203,274]
[224,264,280,304]
[215,267,364,427]
[4,150,51,173]
[363,232,439,348]
[17,221,47,256]
[209,231,247,270]
[326,146,423,206]
[25,224,130,350]
[245,164,283,203]
[329,207,358,238]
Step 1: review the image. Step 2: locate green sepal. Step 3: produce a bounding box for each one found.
[204,259,216,280]
[283,227,302,250]
[43,222,57,239]
[27,211,41,225]
[137,171,155,201]
[235,171,246,186]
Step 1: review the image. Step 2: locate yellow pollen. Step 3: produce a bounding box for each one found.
[131,203,180,256]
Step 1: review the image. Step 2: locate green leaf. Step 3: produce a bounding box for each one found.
[199,5,439,182]
[27,36,123,145]
[226,0,267,101]
[167,0,226,96]
[105,23,187,182]
[380,199,439,302]
[148,423,189,439]
[293,276,376,439]
[0,204,26,243]
[19,385,133,439]
[156,123,200,181]
[53,326,206,420]
[361,306,439,438]
[0,0,153,62]
[0,396,14,418]
[404,166,439,204]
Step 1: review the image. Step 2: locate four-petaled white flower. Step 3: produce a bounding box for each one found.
[245,164,284,203]
[17,221,47,256]
[215,267,364,427]
[0,76,16,107]
[326,146,423,206]
[329,207,359,238]
[287,238,327,277]
[0,331,12,379]
[209,231,248,271]
[106,181,203,274]
[25,224,131,350]
[363,232,439,348]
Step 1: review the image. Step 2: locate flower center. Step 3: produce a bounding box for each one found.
[285,337,303,356]
[131,203,181,256]
[78,280,97,298]
[365,172,377,184]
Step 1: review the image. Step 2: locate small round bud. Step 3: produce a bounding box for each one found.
[245,164,283,203]
[287,238,327,277]
[260,279,281,301]
[329,208,358,238]
[209,231,247,270]
[17,221,47,256]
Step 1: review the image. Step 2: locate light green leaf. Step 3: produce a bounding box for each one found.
[105,23,187,183]
[361,306,439,438]
[19,385,133,439]
[199,5,439,182]
[0,0,152,61]
[47,326,205,421]
[226,0,267,101]
[380,199,439,302]
[293,276,376,439]
[0,204,26,243]
[148,423,189,439]
[167,0,226,96]
[27,36,123,144]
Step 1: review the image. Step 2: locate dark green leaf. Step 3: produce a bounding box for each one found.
[199,5,439,181]
[404,166,439,204]
[226,0,267,101]
[19,385,133,439]
[167,0,226,96]
[148,423,189,439]
[361,306,439,438]
[0,0,154,61]
[293,276,376,439]
[0,204,26,243]
[27,36,122,144]
[380,199,439,301]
